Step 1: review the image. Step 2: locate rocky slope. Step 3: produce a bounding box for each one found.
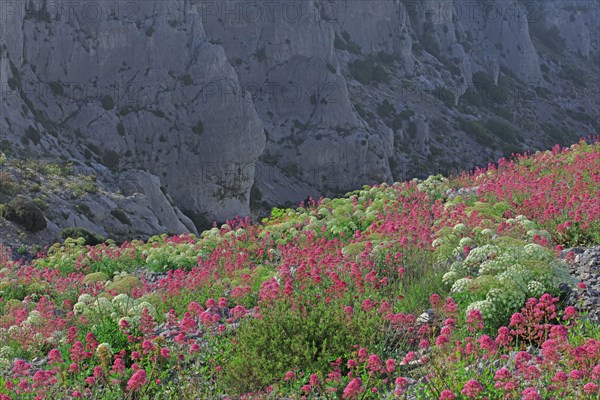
[0,0,598,245]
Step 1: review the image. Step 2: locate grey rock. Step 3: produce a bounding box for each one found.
[0,0,598,248]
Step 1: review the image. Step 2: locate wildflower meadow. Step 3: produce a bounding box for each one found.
[0,139,599,399]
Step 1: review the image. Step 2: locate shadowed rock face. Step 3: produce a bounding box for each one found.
[1,0,265,226]
[0,0,598,244]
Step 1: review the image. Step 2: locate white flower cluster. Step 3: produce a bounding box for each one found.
[0,346,13,372]
[416,175,450,198]
[74,293,157,328]
[486,287,526,316]
[464,245,500,268]
[144,243,200,271]
[466,300,496,321]
[450,277,472,293]
[527,280,546,298]
[443,236,576,322]
[459,237,474,247]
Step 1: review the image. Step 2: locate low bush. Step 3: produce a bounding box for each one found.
[0,196,47,232]
[61,227,105,246]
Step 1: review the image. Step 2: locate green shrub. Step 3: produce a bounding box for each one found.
[0,196,47,232]
[484,119,521,144]
[333,33,361,55]
[255,48,267,63]
[102,150,120,171]
[439,230,576,329]
[221,298,354,395]
[192,120,204,135]
[559,65,586,88]
[105,275,143,295]
[0,172,18,195]
[111,209,131,226]
[25,126,41,145]
[101,95,114,111]
[82,272,109,284]
[376,100,396,119]
[349,57,389,85]
[458,118,493,145]
[182,209,213,232]
[61,227,105,246]
[531,25,566,54]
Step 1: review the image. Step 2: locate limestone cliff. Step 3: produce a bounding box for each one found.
[0,0,598,246]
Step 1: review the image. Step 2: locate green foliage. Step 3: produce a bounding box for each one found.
[255,47,267,63]
[333,33,361,55]
[192,120,204,135]
[102,150,120,172]
[82,272,109,285]
[144,242,201,272]
[101,95,114,111]
[531,24,566,54]
[0,172,18,195]
[458,118,494,146]
[484,119,522,145]
[0,196,47,232]
[104,275,143,295]
[376,100,396,119]
[439,228,576,329]
[559,65,586,88]
[182,209,212,232]
[71,178,98,197]
[434,86,455,107]
[25,126,41,145]
[111,209,131,226]
[349,57,389,85]
[463,71,509,109]
[221,298,354,395]
[61,227,105,246]
[541,123,577,146]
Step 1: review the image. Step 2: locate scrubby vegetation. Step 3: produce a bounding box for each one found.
[0,196,47,232]
[0,140,599,399]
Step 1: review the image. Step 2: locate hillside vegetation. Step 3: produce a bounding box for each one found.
[0,140,599,399]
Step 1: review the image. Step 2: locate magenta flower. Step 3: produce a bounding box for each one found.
[461,379,484,398]
[342,378,363,399]
[309,373,319,387]
[494,367,511,381]
[562,306,578,320]
[592,364,600,380]
[435,334,450,346]
[160,348,170,358]
[584,382,599,394]
[126,369,147,392]
[357,347,368,360]
[386,358,396,373]
[477,335,497,353]
[48,349,62,364]
[552,371,568,382]
[569,369,584,379]
[366,354,383,372]
[361,299,374,312]
[112,357,126,374]
[439,389,456,400]
[284,371,295,381]
[300,384,311,393]
[521,387,543,400]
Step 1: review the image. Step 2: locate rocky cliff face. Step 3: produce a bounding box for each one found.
[0,0,598,245]
[1,0,265,228]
